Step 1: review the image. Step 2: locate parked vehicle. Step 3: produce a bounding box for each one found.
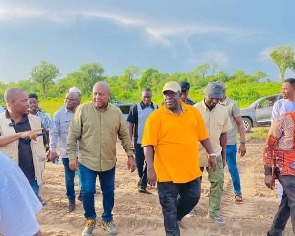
[240,94,282,132]
[115,103,135,120]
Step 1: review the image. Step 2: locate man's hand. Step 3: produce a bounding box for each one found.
[264,175,275,190]
[239,144,246,157]
[222,157,226,168]
[49,151,59,163]
[20,128,43,141]
[208,156,217,172]
[147,167,157,186]
[127,156,136,172]
[69,158,79,171]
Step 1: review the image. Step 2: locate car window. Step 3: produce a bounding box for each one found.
[257,96,278,109]
[119,105,131,115]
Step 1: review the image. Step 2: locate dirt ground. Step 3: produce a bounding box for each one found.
[38,137,293,236]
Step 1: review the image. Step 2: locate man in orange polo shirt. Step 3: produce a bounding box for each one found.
[142,81,217,236]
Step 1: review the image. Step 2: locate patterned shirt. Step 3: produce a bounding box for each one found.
[263,111,295,177]
[36,110,51,131]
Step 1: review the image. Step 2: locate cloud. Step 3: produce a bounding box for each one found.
[0,3,257,46]
[187,50,229,67]
[258,47,274,61]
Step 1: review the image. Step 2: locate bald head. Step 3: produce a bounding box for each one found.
[93,81,110,93]
[4,88,29,115]
[92,81,111,109]
[4,88,27,103]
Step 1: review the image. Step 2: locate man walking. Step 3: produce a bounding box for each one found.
[0,88,46,204]
[263,111,295,235]
[49,91,81,212]
[127,88,157,194]
[67,81,136,236]
[142,81,217,236]
[194,82,232,226]
[271,77,295,202]
[219,82,246,204]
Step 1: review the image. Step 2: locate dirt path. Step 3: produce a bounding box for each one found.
[38,140,293,236]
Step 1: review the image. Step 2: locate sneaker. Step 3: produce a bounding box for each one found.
[67,201,75,212]
[185,209,196,218]
[38,196,47,206]
[208,214,225,226]
[102,221,118,235]
[78,191,82,201]
[82,219,96,236]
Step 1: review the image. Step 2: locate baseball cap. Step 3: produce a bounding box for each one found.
[203,82,223,99]
[162,81,181,93]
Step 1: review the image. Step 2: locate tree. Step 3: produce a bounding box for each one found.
[289,60,295,74]
[270,46,295,82]
[30,61,60,98]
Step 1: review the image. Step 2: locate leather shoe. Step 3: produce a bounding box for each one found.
[67,201,75,212]
[138,188,152,194]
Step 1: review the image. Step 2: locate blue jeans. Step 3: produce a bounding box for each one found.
[79,163,115,222]
[62,158,76,202]
[157,178,201,236]
[135,142,147,189]
[29,179,39,197]
[226,144,242,195]
[268,171,295,235]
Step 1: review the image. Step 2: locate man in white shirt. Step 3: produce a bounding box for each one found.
[0,151,42,236]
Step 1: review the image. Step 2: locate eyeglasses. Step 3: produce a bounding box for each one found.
[208,97,221,101]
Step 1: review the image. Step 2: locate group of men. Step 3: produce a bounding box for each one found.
[1,78,295,236]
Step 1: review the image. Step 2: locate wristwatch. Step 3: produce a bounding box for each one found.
[240,140,246,145]
[208,153,217,157]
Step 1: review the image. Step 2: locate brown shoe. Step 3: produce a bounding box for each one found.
[235,194,243,204]
[67,201,75,212]
[138,188,152,194]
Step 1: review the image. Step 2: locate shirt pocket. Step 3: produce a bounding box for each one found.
[60,119,71,133]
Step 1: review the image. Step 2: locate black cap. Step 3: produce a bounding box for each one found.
[179,81,190,93]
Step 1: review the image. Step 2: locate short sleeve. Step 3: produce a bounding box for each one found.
[195,109,209,141]
[232,102,241,118]
[127,104,137,123]
[141,112,159,147]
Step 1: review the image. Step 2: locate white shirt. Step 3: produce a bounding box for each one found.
[0,152,42,236]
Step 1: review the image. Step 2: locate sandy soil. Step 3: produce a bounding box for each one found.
[38,138,293,236]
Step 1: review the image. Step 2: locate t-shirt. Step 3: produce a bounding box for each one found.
[0,152,41,236]
[142,102,209,183]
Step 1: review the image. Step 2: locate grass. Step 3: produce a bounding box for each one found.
[245,127,269,142]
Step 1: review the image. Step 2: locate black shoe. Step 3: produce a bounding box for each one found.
[138,188,152,194]
[78,192,82,201]
[67,201,75,212]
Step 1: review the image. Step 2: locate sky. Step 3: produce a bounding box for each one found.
[0,0,294,83]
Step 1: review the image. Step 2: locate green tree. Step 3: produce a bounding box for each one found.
[289,60,295,74]
[270,46,295,82]
[30,61,60,99]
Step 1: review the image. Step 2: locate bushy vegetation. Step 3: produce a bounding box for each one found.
[3,44,295,115]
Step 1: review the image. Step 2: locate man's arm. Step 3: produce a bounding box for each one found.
[200,138,217,172]
[0,129,42,147]
[220,132,227,167]
[234,115,246,156]
[128,122,134,141]
[49,112,60,162]
[143,145,157,186]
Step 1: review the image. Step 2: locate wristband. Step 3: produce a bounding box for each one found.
[240,140,246,145]
[209,153,216,157]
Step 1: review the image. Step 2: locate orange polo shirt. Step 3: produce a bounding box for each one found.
[142,102,209,183]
